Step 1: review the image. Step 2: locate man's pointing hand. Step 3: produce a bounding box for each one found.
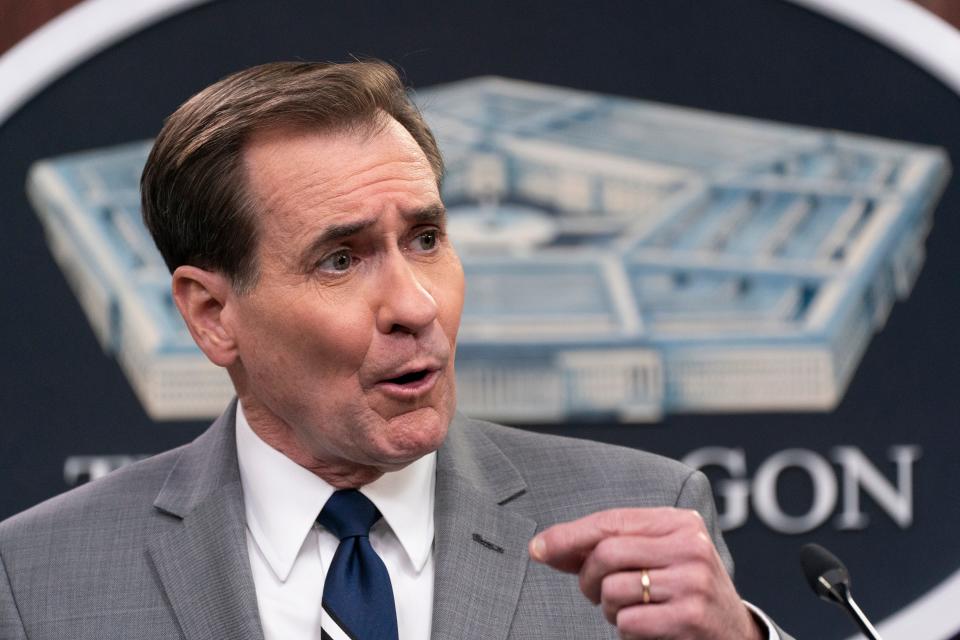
[529,507,764,640]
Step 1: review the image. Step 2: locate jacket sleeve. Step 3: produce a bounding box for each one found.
[673,469,796,640]
[0,547,28,640]
[674,468,735,577]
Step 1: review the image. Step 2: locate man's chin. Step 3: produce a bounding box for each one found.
[375,405,450,463]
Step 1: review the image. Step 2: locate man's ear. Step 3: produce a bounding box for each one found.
[171,265,239,367]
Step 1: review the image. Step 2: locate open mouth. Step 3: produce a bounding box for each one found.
[375,365,441,399]
[386,369,431,385]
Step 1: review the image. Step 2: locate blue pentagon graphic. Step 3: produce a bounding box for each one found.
[26,77,950,421]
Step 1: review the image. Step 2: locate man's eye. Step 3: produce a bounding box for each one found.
[413,230,438,252]
[318,250,353,272]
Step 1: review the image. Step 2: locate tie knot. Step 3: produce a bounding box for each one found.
[317,489,381,540]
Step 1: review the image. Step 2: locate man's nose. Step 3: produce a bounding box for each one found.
[374,252,439,335]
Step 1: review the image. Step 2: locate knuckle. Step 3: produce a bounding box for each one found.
[688,568,713,597]
[684,508,704,529]
[578,566,593,597]
[600,572,622,601]
[600,572,631,611]
[690,531,715,561]
[593,537,621,570]
[597,509,626,535]
[615,607,642,639]
[601,599,618,625]
[681,598,709,633]
[662,506,682,521]
[691,602,709,633]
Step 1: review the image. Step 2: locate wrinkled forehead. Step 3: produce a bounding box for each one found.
[241,114,386,181]
[239,117,441,254]
[246,117,433,206]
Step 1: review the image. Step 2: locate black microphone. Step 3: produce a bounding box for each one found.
[799,543,882,640]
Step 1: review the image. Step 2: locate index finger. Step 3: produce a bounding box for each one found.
[528,507,699,573]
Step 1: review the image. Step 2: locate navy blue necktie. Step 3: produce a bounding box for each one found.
[318,490,399,640]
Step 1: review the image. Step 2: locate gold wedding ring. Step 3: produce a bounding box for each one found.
[640,568,651,604]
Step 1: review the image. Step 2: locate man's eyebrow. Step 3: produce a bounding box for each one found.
[405,203,447,225]
[311,204,445,248]
[314,218,378,246]
[299,218,377,269]
[299,204,447,267]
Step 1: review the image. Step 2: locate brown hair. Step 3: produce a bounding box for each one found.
[140,60,443,292]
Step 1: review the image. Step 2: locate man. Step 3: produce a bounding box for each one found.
[0,61,789,639]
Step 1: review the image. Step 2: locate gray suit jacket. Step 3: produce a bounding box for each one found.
[0,403,777,639]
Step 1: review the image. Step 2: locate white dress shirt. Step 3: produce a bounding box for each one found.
[235,402,778,640]
[746,601,779,640]
[235,402,436,640]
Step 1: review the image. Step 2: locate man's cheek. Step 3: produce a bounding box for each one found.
[313,319,371,363]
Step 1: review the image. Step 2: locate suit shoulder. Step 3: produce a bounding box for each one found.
[466,417,697,497]
[456,417,731,571]
[0,444,185,547]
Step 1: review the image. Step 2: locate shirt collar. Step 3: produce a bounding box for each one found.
[235,401,436,582]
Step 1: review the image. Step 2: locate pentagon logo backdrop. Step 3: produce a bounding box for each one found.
[1,1,958,638]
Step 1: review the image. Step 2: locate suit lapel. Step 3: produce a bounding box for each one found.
[143,405,537,640]
[431,416,537,640]
[147,401,265,640]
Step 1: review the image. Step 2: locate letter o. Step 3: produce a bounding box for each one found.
[752,449,837,534]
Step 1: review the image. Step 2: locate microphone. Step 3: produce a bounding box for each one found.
[799,543,882,640]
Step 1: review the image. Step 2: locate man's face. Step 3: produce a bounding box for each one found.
[224,117,464,482]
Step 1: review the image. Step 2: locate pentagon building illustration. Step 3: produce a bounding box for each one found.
[27,77,950,422]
